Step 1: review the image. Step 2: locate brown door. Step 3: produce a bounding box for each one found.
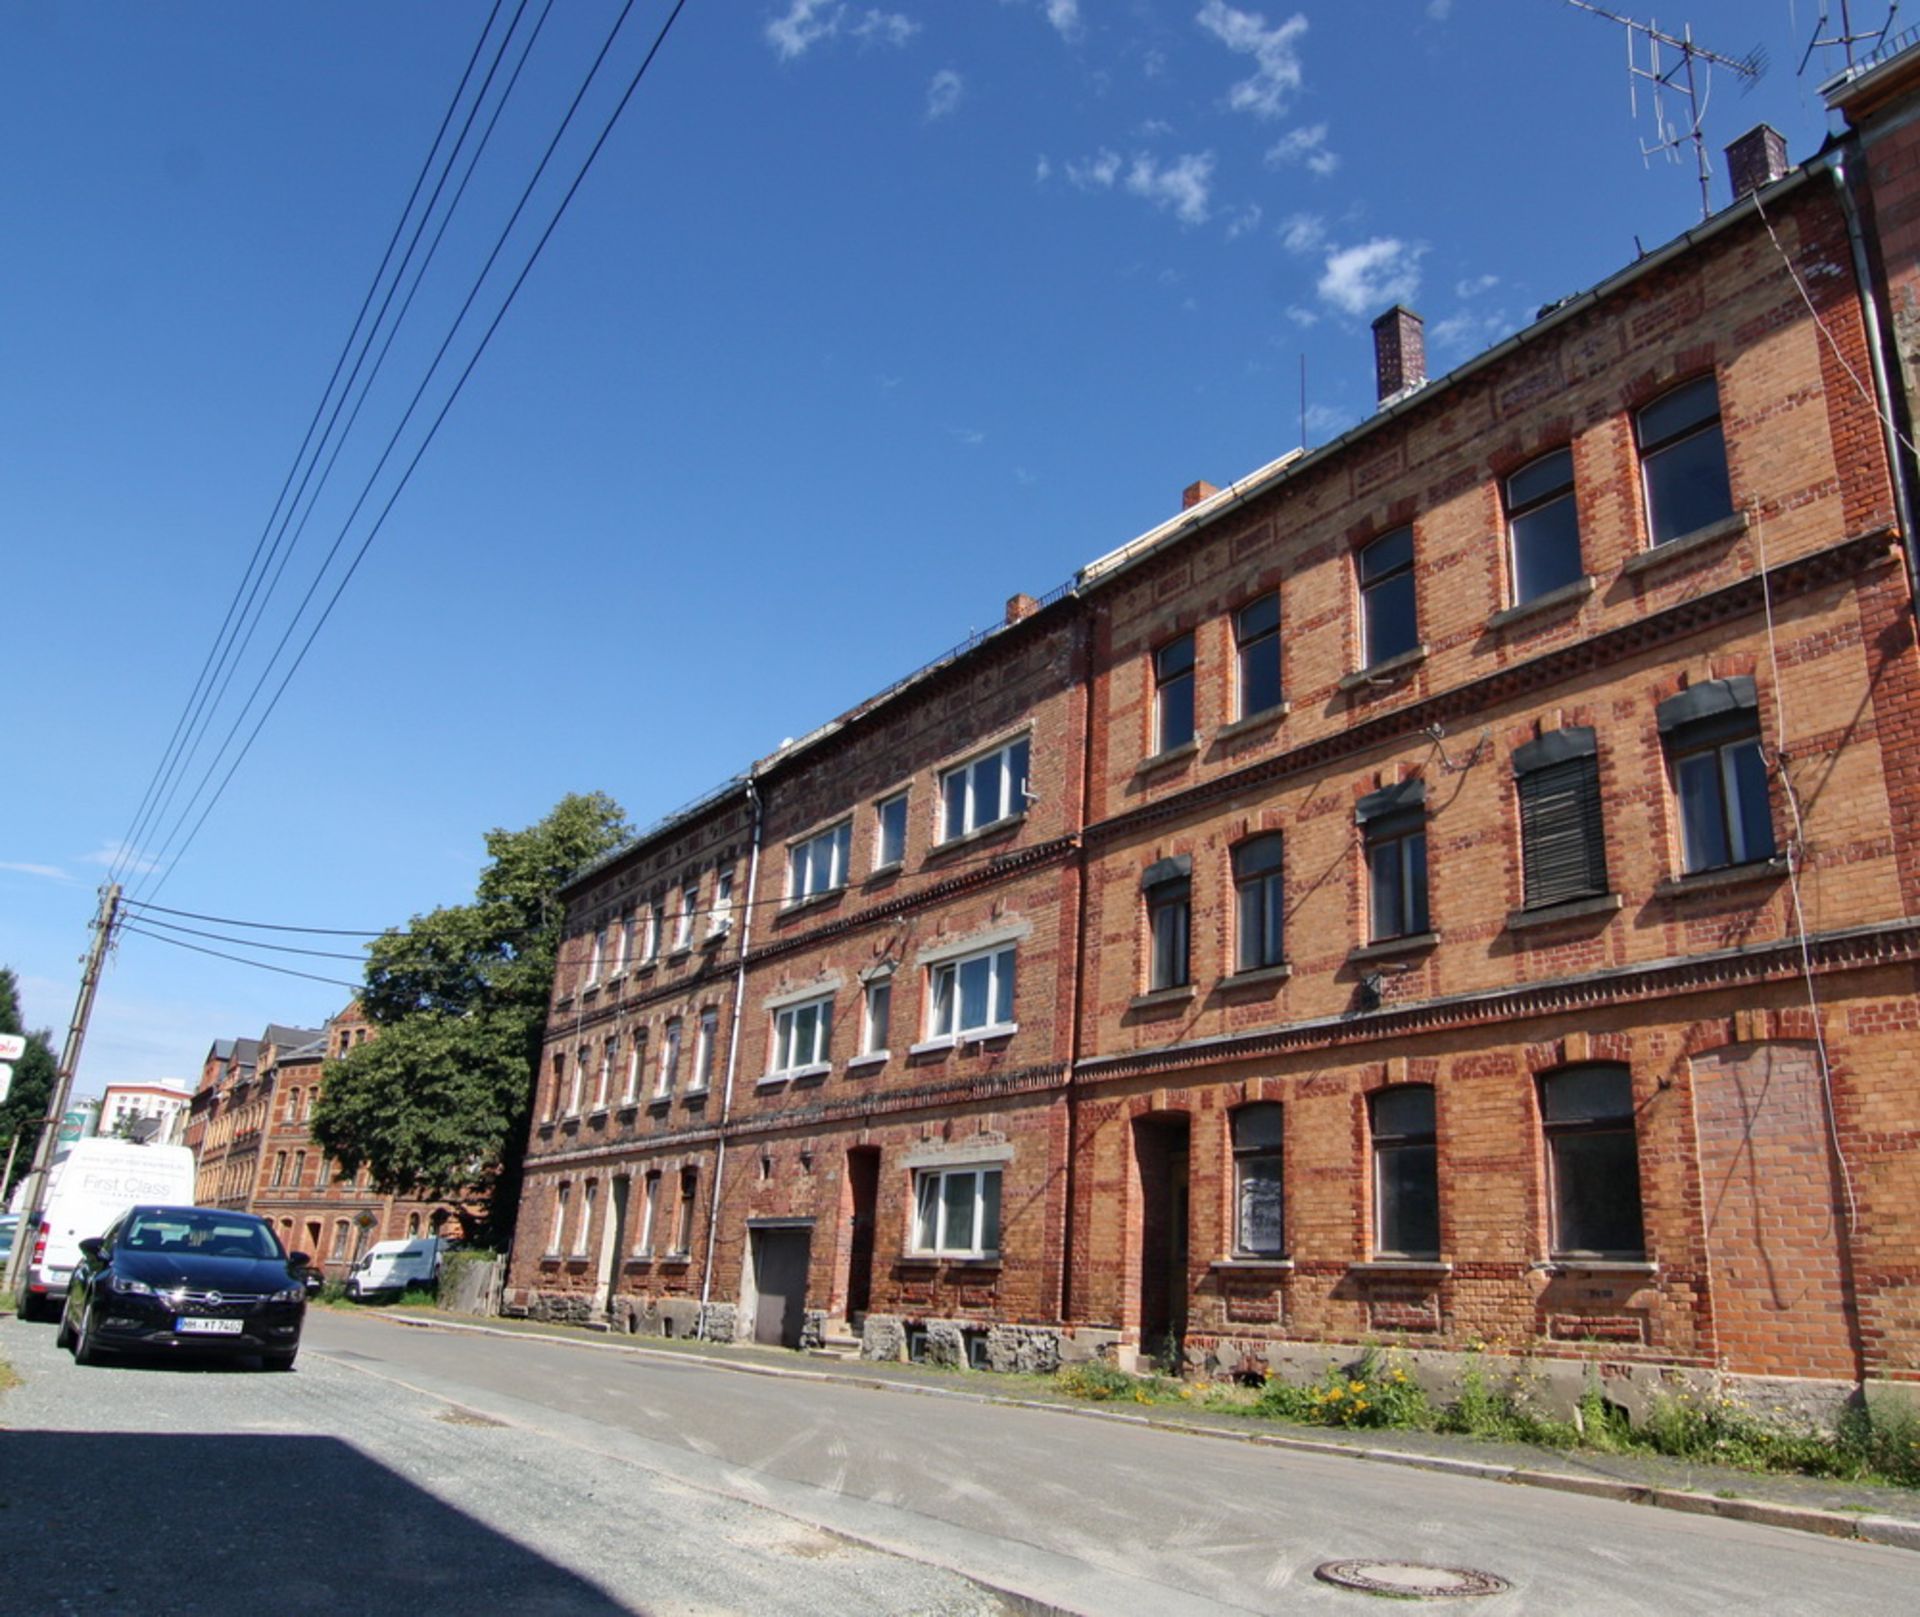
[845,1148,879,1322]
[751,1229,812,1348]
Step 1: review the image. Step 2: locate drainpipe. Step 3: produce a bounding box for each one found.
[698,774,763,1327]
[1831,153,1920,624]
[1058,600,1094,1328]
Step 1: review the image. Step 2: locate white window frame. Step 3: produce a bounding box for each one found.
[768,994,834,1079]
[642,902,660,962]
[875,790,909,869]
[615,910,634,973]
[911,1164,1002,1258]
[691,1009,717,1092]
[656,1018,682,1097]
[938,735,1031,844]
[672,884,697,951]
[787,820,852,903]
[593,1036,615,1112]
[622,1032,645,1105]
[862,978,891,1057]
[549,1183,570,1254]
[573,1179,596,1257]
[566,1049,586,1116]
[919,943,1017,1048]
[586,925,606,987]
[634,1171,660,1255]
[709,868,734,937]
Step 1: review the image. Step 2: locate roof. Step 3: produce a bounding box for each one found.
[260,1023,322,1050]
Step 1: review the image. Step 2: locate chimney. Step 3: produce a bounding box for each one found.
[1004,592,1039,625]
[1725,124,1789,203]
[1372,305,1425,404]
[1182,479,1219,510]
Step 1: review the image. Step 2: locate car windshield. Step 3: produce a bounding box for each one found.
[120,1212,281,1260]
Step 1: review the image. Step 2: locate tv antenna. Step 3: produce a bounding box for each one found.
[1565,3,1767,221]
[1797,2,1900,77]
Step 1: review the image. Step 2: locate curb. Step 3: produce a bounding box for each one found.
[364,1309,1920,1555]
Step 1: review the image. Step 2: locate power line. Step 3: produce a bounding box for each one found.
[126,915,374,963]
[109,3,510,887]
[134,0,692,904]
[119,900,388,936]
[119,924,367,993]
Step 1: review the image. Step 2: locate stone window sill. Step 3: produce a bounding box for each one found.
[1348,930,1440,964]
[926,812,1026,862]
[1487,573,1598,631]
[760,1061,831,1088]
[1129,984,1196,1011]
[1654,856,1789,898]
[633,961,658,977]
[1337,643,1430,694]
[700,929,729,949]
[1215,702,1291,744]
[646,1096,672,1113]
[657,1253,691,1268]
[865,861,904,886]
[846,1051,889,1072]
[1216,963,1293,991]
[778,889,845,921]
[1623,510,1748,575]
[904,1253,1001,1269]
[1134,737,1201,778]
[587,1107,610,1122]
[909,1024,1016,1056]
[666,946,692,962]
[1534,1258,1658,1277]
[1211,1256,1295,1272]
[1348,1259,1453,1277]
[1505,893,1623,932]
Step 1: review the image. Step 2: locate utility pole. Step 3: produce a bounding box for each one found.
[4,882,121,1302]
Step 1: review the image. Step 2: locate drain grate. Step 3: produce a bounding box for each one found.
[1315,1560,1511,1599]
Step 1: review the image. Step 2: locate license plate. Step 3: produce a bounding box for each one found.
[175,1316,243,1335]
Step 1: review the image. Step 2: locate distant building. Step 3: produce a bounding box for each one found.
[97,1080,193,1145]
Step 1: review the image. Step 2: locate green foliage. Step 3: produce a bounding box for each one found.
[1055,1360,1183,1403]
[1433,1362,1579,1448]
[396,1286,439,1308]
[1253,1349,1433,1430]
[311,794,630,1241]
[0,967,59,1200]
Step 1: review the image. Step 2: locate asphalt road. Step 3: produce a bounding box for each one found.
[4,1306,1916,1615]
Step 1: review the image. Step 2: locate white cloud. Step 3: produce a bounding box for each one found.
[1278,211,1327,254]
[1266,123,1339,176]
[765,2,918,60]
[951,426,986,446]
[1431,307,1516,354]
[1196,1,1309,120]
[1225,202,1264,240]
[1066,149,1124,190]
[1138,118,1175,137]
[1427,0,1454,19]
[926,68,964,119]
[1035,155,1053,182]
[1454,272,1500,299]
[1303,401,1353,436]
[1126,151,1215,224]
[1285,304,1319,327]
[81,840,159,875]
[0,861,71,882]
[1045,0,1082,40]
[1317,236,1425,316]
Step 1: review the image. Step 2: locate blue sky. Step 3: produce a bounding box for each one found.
[0,0,1887,1090]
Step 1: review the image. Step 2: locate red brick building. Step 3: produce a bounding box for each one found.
[187,1004,457,1275]
[507,59,1920,1417]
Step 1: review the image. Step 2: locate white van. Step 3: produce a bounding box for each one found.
[16,1139,196,1321]
[345,1236,445,1301]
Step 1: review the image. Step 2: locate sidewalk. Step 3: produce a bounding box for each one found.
[360,1304,1920,1552]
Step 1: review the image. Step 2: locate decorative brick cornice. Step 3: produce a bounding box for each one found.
[526,1122,724,1172]
[1075,916,1920,1082]
[1088,528,1901,846]
[725,1061,1069,1139]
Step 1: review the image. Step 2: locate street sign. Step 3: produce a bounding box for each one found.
[0,1033,24,1061]
[0,1062,11,1104]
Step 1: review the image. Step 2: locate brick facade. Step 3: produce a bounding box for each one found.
[506,65,1920,1407]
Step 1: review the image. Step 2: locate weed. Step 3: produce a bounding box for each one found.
[1254,1349,1433,1431]
[1055,1360,1182,1404]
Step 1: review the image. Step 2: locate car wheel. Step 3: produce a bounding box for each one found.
[261,1349,298,1372]
[55,1302,75,1351]
[73,1301,108,1367]
[16,1290,45,1325]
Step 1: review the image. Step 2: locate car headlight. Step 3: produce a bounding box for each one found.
[110,1275,156,1297]
[269,1286,306,1304]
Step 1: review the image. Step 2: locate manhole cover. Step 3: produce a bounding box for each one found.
[1315,1561,1511,1600]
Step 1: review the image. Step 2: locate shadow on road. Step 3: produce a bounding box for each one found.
[0,1429,634,1616]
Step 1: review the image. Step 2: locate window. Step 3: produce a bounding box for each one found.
[1371,1086,1439,1259]
[1232,1104,1285,1256]
[927,944,1016,1040]
[788,821,851,902]
[939,736,1030,842]
[622,1031,645,1105]
[1233,834,1286,972]
[862,978,892,1055]
[1658,678,1775,874]
[642,902,660,962]
[595,1036,617,1110]
[770,996,832,1075]
[709,869,733,936]
[1155,632,1196,752]
[1514,728,1608,909]
[272,1152,287,1188]
[1541,1066,1646,1258]
[912,1165,1001,1256]
[876,791,909,868]
[1235,593,1283,719]
[1638,375,1733,546]
[407,1213,421,1238]
[549,1184,569,1253]
[1506,447,1583,603]
[566,1049,587,1116]
[546,1052,564,1121]
[587,925,606,985]
[673,884,697,950]
[574,1180,596,1257]
[292,1151,306,1188]
[331,1220,351,1261]
[1358,780,1429,942]
[1359,526,1418,667]
[635,1171,660,1255]
[672,1167,698,1256]
[692,1010,716,1091]
[1142,856,1191,991]
[617,910,635,972]
[657,1019,682,1097]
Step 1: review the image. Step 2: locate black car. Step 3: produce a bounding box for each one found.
[58,1205,310,1370]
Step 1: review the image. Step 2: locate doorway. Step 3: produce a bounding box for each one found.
[749,1226,813,1348]
[844,1148,879,1324]
[594,1175,631,1316]
[1133,1115,1191,1369]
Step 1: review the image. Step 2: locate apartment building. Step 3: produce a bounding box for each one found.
[505,58,1920,1413]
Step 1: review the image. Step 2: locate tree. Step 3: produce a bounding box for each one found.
[312,793,630,1241]
[0,966,59,1201]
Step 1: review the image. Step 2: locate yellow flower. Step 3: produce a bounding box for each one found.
[1349,1380,1367,1394]
[1354,1400,1370,1413]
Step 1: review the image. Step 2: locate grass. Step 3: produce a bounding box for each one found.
[0,1354,20,1393]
